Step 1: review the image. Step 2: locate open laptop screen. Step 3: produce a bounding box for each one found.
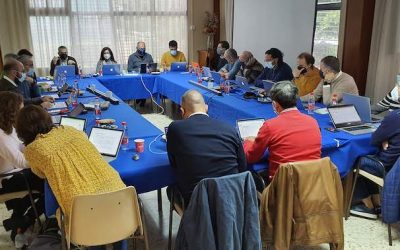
[328,105,363,128]
[237,118,265,139]
[88,127,124,157]
[60,117,86,132]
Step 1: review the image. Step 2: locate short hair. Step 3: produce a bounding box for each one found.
[320,56,340,73]
[297,52,315,66]
[3,59,20,74]
[270,81,298,109]
[4,53,18,61]
[169,40,178,48]
[17,49,33,57]
[0,92,24,135]
[16,105,55,145]
[17,54,33,66]
[218,41,230,50]
[265,48,283,64]
[225,48,238,59]
[58,46,67,51]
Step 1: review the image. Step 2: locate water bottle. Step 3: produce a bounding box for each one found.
[15,229,27,249]
[121,122,129,150]
[72,80,79,107]
[331,94,338,106]
[308,92,315,114]
[94,97,101,120]
[224,80,230,95]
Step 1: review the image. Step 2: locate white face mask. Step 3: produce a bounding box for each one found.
[170,50,177,56]
[104,53,111,60]
[265,61,273,69]
[390,85,399,102]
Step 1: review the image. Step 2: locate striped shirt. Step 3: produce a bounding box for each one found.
[377,87,400,110]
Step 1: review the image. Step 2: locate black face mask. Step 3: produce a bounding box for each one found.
[297,66,306,74]
[319,70,324,79]
[59,53,68,60]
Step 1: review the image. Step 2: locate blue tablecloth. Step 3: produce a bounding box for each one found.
[97,74,158,101]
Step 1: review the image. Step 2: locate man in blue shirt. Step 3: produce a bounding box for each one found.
[127,41,154,73]
[255,48,293,87]
[219,48,241,80]
[350,110,400,219]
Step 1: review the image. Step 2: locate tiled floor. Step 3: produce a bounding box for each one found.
[0,100,399,249]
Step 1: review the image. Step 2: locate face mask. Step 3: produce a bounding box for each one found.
[27,68,35,77]
[390,86,399,102]
[216,48,224,56]
[103,53,111,60]
[324,72,336,83]
[170,50,177,56]
[265,61,273,69]
[137,48,146,55]
[59,53,68,60]
[18,72,27,82]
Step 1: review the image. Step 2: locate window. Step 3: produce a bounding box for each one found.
[28,0,188,72]
[312,0,342,65]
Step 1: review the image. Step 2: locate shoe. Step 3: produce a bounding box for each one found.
[375,206,381,216]
[350,203,378,219]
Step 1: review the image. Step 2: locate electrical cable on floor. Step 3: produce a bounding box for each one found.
[140,75,165,115]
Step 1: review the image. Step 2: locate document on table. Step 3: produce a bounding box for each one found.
[88,127,123,156]
[43,94,59,99]
[237,119,265,139]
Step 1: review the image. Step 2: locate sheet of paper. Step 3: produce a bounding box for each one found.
[89,128,123,156]
[43,94,59,99]
[60,117,86,131]
[237,119,265,139]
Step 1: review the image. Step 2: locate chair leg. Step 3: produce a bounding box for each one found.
[388,223,392,246]
[168,190,174,250]
[138,198,149,250]
[346,161,361,219]
[157,189,162,212]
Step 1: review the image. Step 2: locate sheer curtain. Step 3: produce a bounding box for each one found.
[28,0,188,75]
[365,0,400,103]
[224,0,234,45]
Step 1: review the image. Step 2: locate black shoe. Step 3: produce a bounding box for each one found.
[350,204,378,219]
[375,206,381,216]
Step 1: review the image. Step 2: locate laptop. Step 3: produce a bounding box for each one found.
[57,82,69,97]
[262,80,275,95]
[60,117,87,131]
[102,64,121,75]
[148,63,158,73]
[170,62,187,72]
[202,66,212,78]
[342,93,382,123]
[236,76,263,92]
[52,102,86,124]
[327,105,376,135]
[211,71,222,83]
[88,127,124,162]
[236,118,265,139]
[54,65,75,77]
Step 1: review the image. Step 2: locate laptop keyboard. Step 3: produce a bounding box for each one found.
[343,125,372,131]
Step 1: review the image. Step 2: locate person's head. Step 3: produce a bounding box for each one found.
[16,105,55,146]
[297,52,315,69]
[320,56,341,82]
[18,55,34,75]
[264,48,283,68]
[3,59,25,81]
[136,41,146,55]
[0,92,24,135]
[239,51,253,64]
[58,46,68,60]
[17,49,33,57]
[180,90,208,119]
[4,53,18,63]
[270,81,298,114]
[224,48,238,64]
[100,47,115,62]
[169,40,178,56]
[217,41,230,56]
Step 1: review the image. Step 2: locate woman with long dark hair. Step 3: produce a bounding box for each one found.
[96,47,117,73]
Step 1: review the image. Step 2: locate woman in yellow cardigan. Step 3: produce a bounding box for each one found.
[293,53,322,96]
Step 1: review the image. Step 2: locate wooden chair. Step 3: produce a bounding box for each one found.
[346,155,392,246]
[60,186,149,250]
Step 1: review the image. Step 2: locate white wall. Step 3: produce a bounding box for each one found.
[233,0,316,68]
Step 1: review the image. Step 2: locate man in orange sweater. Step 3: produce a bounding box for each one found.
[244,81,322,180]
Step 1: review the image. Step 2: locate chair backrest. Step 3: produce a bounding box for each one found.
[68,186,142,247]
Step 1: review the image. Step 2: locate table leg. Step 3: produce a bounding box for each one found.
[158,188,162,212]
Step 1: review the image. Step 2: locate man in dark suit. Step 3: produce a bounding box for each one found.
[166,90,247,206]
[49,46,79,76]
[0,59,53,107]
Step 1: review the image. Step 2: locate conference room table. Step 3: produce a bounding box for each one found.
[43,72,378,216]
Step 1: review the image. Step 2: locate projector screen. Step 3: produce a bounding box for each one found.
[233,0,316,69]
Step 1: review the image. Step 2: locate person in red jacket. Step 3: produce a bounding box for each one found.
[244,81,322,180]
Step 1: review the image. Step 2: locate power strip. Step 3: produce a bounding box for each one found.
[86,87,120,104]
[188,80,222,96]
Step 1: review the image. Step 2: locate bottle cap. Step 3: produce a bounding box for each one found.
[122,121,127,126]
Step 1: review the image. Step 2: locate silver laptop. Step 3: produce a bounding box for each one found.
[88,127,124,162]
[342,93,382,123]
[327,105,376,135]
[236,118,265,139]
[235,76,263,92]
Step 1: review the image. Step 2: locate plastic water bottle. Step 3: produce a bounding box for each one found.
[308,92,315,114]
[72,80,79,107]
[121,122,129,150]
[331,94,338,106]
[94,97,101,120]
[15,229,27,249]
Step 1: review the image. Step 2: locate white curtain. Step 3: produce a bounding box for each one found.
[224,0,234,45]
[28,0,188,75]
[365,0,400,103]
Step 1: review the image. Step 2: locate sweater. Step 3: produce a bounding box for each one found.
[293,67,322,96]
[160,51,186,68]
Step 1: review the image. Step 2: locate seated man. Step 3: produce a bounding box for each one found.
[17,54,41,99]
[350,110,400,219]
[127,41,154,73]
[371,83,400,114]
[50,46,79,76]
[255,48,293,87]
[219,48,241,80]
[244,81,321,180]
[0,59,53,108]
[166,90,247,206]
[301,56,359,105]
[215,40,230,71]
[160,40,186,68]
[238,51,264,83]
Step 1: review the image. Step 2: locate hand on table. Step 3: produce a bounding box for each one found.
[41,101,53,109]
[42,96,55,103]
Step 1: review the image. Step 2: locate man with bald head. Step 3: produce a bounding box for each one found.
[127,41,154,73]
[166,90,247,206]
[238,51,264,83]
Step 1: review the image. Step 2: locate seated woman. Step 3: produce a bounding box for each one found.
[238,51,264,83]
[16,105,126,248]
[0,92,44,242]
[371,84,400,114]
[96,47,118,74]
[292,52,321,96]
